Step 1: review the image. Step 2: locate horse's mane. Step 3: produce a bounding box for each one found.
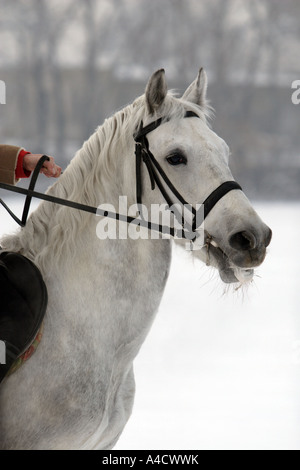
[1,91,208,273]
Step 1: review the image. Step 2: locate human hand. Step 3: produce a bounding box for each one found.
[23,154,62,178]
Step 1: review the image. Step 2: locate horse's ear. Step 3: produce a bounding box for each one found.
[182,68,208,107]
[145,69,168,114]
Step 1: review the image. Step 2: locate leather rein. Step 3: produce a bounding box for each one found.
[0,112,241,241]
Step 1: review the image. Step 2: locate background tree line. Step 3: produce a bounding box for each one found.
[0,0,299,199]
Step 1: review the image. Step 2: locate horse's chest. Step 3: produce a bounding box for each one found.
[97,239,171,300]
[128,243,171,309]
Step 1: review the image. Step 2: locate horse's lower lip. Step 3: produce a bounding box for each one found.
[219,266,239,283]
[232,266,254,283]
[204,239,254,284]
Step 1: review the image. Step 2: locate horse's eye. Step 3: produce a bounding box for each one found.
[166,153,187,166]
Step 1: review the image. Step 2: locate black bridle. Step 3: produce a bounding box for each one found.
[133,111,241,238]
[0,112,241,241]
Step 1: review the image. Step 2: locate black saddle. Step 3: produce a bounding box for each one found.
[0,251,48,381]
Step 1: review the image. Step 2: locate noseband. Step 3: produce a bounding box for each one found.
[133,111,242,237]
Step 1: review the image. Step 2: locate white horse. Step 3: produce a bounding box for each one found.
[0,69,271,450]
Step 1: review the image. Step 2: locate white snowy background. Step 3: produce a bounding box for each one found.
[1,198,299,450]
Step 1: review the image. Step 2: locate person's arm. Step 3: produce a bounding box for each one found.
[0,145,62,185]
[0,144,23,185]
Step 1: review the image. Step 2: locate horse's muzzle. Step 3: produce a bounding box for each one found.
[227,225,272,268]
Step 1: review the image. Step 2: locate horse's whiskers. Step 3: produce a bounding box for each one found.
[204,234,214,266]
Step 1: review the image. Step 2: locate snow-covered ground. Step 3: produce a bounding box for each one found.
[1,199,300,450]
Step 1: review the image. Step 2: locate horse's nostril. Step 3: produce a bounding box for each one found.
[229,231,257,251]
[265,228,272,248]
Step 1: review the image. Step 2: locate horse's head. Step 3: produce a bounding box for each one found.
[134,69,272,284]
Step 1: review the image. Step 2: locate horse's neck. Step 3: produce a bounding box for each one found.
[3,111,172,340]
[46,221,172,358]
[5,127,124,271]
[40,155,172,349]
[0,116,173,377]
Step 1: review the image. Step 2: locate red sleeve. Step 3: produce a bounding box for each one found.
[15,149,32,179]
